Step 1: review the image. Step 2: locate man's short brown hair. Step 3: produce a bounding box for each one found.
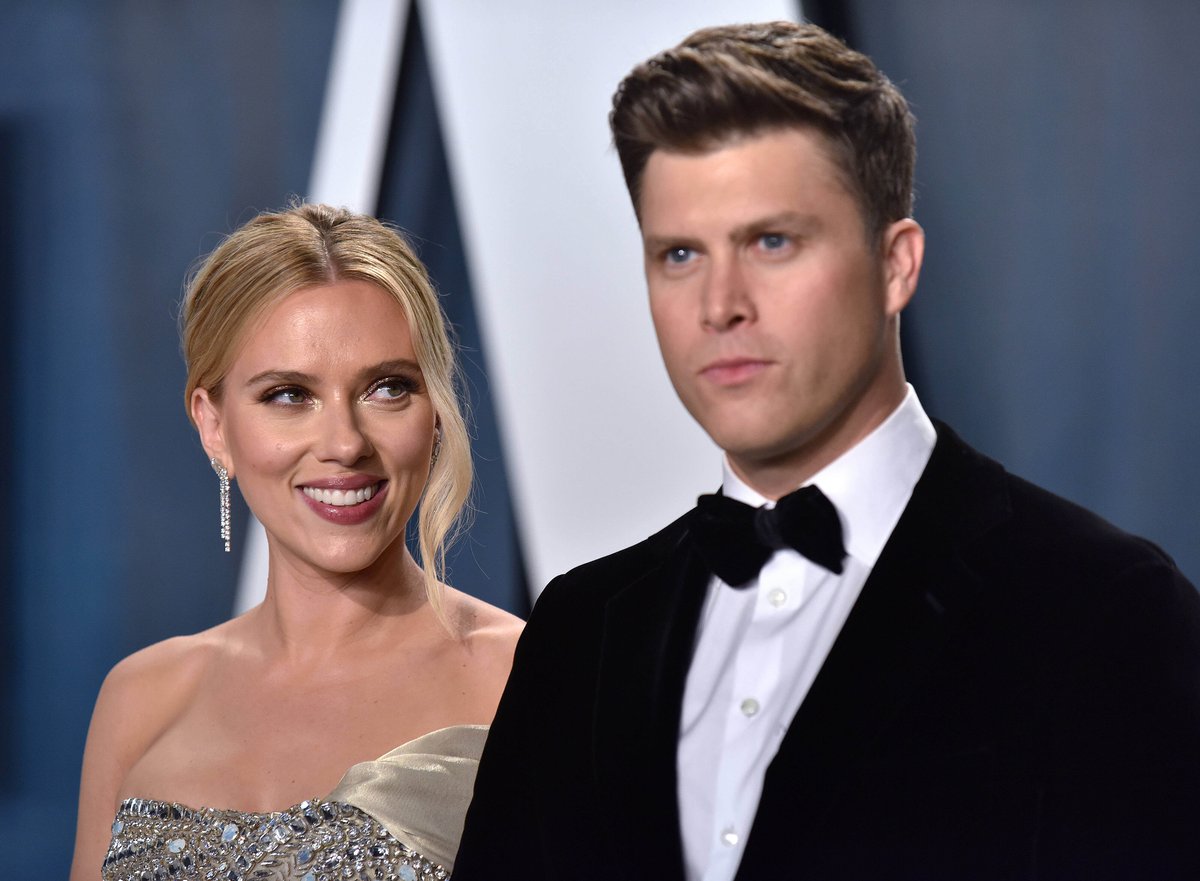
[609,21,915,239]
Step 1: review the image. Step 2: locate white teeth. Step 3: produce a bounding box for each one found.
[303,483,378,507]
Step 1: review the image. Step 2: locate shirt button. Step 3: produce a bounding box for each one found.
[740,697,760,717]
[768,588,787,607]
[721,828,739,847]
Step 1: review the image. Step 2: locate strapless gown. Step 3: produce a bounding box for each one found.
[100,725,487,881]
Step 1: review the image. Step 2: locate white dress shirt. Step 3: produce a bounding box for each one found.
[677,387,937,881]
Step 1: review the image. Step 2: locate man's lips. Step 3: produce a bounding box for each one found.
[699,357,771,386]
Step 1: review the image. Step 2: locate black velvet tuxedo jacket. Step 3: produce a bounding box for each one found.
[453,424,1200,880]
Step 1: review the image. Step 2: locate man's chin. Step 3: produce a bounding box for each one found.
[704,420,804,462]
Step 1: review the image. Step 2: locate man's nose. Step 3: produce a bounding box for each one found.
[700,255,755,331]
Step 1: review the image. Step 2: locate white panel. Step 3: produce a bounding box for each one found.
[309,0,410,211]
[420,1,797,593]
[234,0,410,616]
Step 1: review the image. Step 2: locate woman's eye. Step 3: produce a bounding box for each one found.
[265,387,308,405]
[366,378,414,402]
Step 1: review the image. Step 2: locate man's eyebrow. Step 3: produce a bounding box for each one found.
[728,211,820,242]
[243,360,422,387]
[642,233,703,255]
[642,212,821,254]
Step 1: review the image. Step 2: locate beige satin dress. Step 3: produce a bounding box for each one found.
[100,725,487,881]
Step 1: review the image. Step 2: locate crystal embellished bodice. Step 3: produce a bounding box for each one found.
[103,796,445,881]
[98,725,488,881]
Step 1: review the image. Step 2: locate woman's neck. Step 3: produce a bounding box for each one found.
[248,543,435,665]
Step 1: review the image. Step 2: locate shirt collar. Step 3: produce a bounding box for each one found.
[721,385,936,568]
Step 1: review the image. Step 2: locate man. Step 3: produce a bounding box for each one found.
[453,21,1200,880]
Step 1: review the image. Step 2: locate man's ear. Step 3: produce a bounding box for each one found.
[191,388,232,476]
[880,218,925,317]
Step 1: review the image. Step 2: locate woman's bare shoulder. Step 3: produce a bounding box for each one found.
[95,621,241,748]
[429,589,523,720]
[445,588,524,657]
[71,621,242,881]
[108,625,226,694]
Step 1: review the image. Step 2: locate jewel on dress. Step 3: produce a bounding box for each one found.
[102,795,447,881]
[97,725,487,881]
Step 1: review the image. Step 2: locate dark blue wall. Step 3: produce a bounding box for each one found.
[0,3,336,875]
[850,1,1200,581]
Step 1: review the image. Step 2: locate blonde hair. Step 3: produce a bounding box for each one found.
[181,202,472,624]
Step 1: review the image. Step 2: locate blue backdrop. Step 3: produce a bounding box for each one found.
[852,1,1200,577]
[3,2,1197,877]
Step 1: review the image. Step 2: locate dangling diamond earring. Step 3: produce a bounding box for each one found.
[430,426,443,470]
[210,457,231,553]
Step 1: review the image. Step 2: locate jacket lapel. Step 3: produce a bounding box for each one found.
[593,524,710,880]
[736,424,1012,873]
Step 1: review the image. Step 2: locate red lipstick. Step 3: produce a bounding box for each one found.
[298,478,389,525]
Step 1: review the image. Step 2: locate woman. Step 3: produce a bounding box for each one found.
[69,203,523,880]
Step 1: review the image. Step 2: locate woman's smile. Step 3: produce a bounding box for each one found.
[298,480,389,525]
[301,482,382,507]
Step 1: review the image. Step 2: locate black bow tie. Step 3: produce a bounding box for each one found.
[692,485,847,587]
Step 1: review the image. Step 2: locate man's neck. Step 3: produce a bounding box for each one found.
[728,385,909,500]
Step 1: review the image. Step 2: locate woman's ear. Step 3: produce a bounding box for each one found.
[191,388,232,476]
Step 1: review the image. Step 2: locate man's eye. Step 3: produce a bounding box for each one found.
[665,247,694,265]
[759,233,789,250]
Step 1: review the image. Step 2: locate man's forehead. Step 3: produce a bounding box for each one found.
[636,126,867,237]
